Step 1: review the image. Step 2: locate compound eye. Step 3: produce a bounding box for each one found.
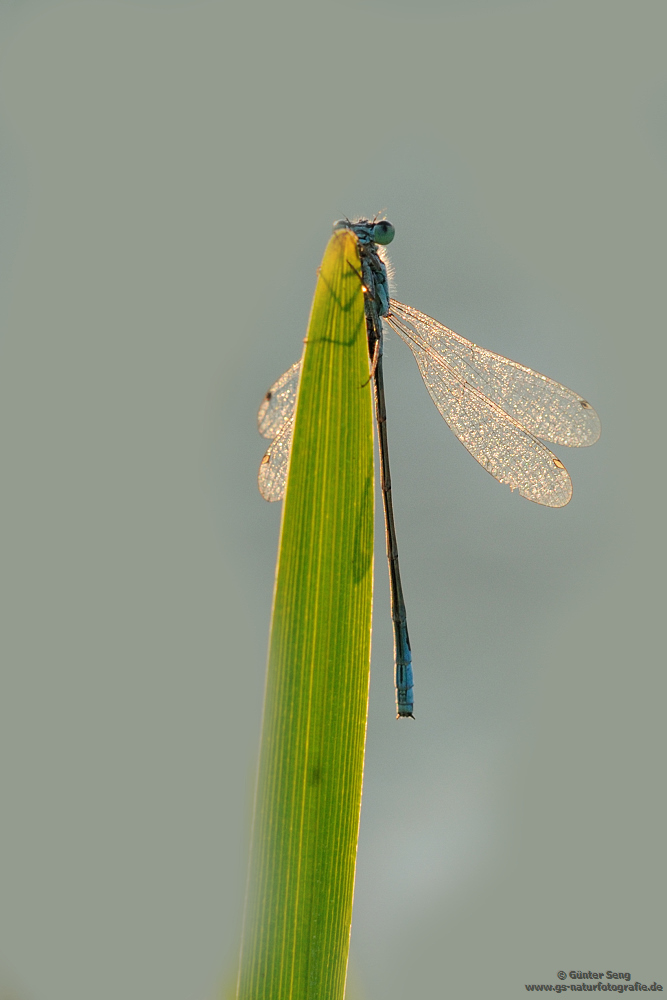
[333,219,349,232]
[373,220,395,245]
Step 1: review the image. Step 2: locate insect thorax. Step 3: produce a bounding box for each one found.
[332,218,391,317]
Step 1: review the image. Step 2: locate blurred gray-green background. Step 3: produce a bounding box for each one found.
[0,0,664,997]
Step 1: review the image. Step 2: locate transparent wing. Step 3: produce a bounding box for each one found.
[387,300,600,448]
[257,360,301,501]
[258,360,301,440]
[258,415,294,501]
[385,301,582,507]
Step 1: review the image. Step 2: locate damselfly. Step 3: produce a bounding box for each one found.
[257,219,601,719]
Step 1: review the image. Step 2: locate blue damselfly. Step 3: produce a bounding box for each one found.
[258,219,600,718]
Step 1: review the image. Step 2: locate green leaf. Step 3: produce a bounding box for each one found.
[237,229,374,1000]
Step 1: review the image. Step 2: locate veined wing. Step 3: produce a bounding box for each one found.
[258,416,294,501]
[387,300,600,448]
[384,302,577,507]
[257,360,301,501]
[258,360,301,439]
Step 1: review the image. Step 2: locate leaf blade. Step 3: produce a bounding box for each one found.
[238,228,374,1000]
